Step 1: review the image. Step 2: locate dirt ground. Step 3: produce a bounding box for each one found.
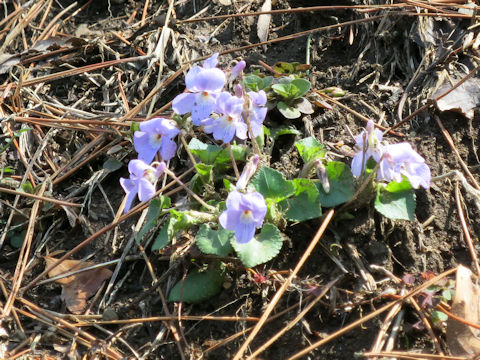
[1,0,480,359]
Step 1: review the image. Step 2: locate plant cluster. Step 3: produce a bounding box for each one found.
[120,53,431,303]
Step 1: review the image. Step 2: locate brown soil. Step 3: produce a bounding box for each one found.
[1,0,479,359]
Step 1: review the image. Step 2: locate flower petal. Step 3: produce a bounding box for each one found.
[213,118,236,143]
[230,60,246,80]
[225,191,242,212]
[188,68,226,92]
[202,53,219,69]
[128,159,151,178]
[235,121,248,140]
[184,66,202,90]
[351,151,366,177]
[159,138,177,161]
[134,132,159,164]
[245,192,267,226]
[172,93,195,115]
[191,92,217,125]
[120,178,138,213]
[248,90,267,106]
[235,220,256,244]
[137,178,156,202]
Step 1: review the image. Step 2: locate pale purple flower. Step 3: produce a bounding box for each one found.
[351,120,384,177]
[120,160,166,213]
[201,92,247,143]
[243,90,267,138]
[379,142,431,189]
[236,155,259,191]
[203,53,219,68]
[234,84,244,98]
[172,53,226,125]
[230,60,246,82]
[219,190,267,244]
[133,118,179,163]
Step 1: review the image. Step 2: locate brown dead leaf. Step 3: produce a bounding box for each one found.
[45,256,112,314]
[257,0,271,52]
[446,265,480,357]
[433,76,480,120]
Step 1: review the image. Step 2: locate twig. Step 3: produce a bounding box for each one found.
[246,276,341,359]
[21,167,195,292]
[288,267,458,359]
[454,182,480,275]
[435,115,480,190]
[233,209,335,360]
[0,186,81,207]
[3,183,46,317]
[163,167,216,212]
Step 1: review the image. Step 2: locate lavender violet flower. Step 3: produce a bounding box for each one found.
[120,160,166,213]
[201,92,247,143]
[243,90,267,138]
[133,118,179,163]
[380,142,431,189]
[219,190,267,244]
[351,120,384,177]
[172,53,226,125]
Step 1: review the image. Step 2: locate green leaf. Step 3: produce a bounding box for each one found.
[196,224,234,257]
[262,76,274,89]
[231,223,283,267]
[103,158,123,172]
[188,138,222,164]
[273,62,295,74]
[18,182,34,194]
[214,145,247,171]
[256,125,265,149]
[279,179,322,222]
[374,185,416,221]
[272,83,295,99]
[130,121,140,134]
[152,210,216,251]
[195,163,213,184]
[291,78,311,98]
[316,161,355,207]
[251,166,295,202]
[442,289,453,301]
[244,74,264,92]
[168,210,216,239]
[168,264,225,303]
[9,230,26,249]
[137,196,170,244]
[295,137,326,163]
[223,178,235,192]
[385,178,413,193]
[269,126,301,140]
[431,310,448,322]
[277,101,301,119]
[283,191,322,222]
[151,222,169,251]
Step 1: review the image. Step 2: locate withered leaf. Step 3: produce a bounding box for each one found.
[433,76,480,120]
[257,0,271,51]
[446,265,480,357]
[45,256,112,314]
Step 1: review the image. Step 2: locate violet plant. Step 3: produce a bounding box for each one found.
[351,120,431,220]
[118,53,431,303]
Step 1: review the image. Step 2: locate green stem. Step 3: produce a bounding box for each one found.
[163,168,216,213]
